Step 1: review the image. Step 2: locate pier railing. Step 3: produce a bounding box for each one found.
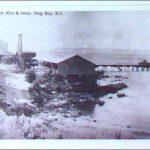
[96,64,150,72]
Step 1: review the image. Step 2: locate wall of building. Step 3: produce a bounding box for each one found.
[58,56,97,75]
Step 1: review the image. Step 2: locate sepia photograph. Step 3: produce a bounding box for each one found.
[0,6,149,141]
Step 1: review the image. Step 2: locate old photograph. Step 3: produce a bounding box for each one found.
[0,10,149,139]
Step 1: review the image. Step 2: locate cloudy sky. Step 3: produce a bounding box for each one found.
[1,11,150,55]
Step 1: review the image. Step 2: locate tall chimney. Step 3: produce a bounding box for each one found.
[17,34,22,55]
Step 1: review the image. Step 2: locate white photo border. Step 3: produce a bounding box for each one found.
[0,1,149,149]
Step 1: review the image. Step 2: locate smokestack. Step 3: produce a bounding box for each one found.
[17,34,22,55]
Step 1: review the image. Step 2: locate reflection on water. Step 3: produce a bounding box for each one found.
[75,72,128,117]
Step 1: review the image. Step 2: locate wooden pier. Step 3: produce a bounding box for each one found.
[96,64,150,72]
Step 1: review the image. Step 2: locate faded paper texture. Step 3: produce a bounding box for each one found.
[0,10,149,139]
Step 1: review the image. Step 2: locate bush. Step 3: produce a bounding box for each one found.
[32,94,44,107]
[11,103,36,116]
[114,131,122,139]
[29,81,44,107]
[25,69,36,83]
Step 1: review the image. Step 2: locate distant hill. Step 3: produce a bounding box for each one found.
[36,49,150,65]
[48,48,150,56]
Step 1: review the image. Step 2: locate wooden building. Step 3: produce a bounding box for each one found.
[36,53,101,91]
[36,54,98,77]
[16,52,36,69]
[1,55,17,64]
[58,55,97,76]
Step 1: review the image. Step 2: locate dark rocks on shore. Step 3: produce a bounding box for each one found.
[99,75,110,78]
[11,103,37,116]
[28,71,128,117]
[117,93,126,98]
[100,83,128,95]
[98,100,105,106]
[127,125,131,128]
[114,75,122,78]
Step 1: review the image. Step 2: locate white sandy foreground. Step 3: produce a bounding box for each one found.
[0,64,149,138]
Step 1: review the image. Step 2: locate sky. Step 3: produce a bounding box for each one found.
[1,11,150,55]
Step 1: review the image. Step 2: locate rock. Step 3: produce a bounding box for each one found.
[29,71,104,115]
[64,114,69,118]
[78,112,82,116]
[52,91,57,94]
[12,103,36,116]
[117,93,126,98]
[32,135,42,139]
[109,96,113,99]
[57,134,63,139]
[0,91,3,94]
[114,75,122,78]
[98,100,105,106]
[94,100,101,104]
[114,132,122,139]
[104,75,109,78]
[73,118,76,121]
[127,125,131,128]
[93,120,97,122]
